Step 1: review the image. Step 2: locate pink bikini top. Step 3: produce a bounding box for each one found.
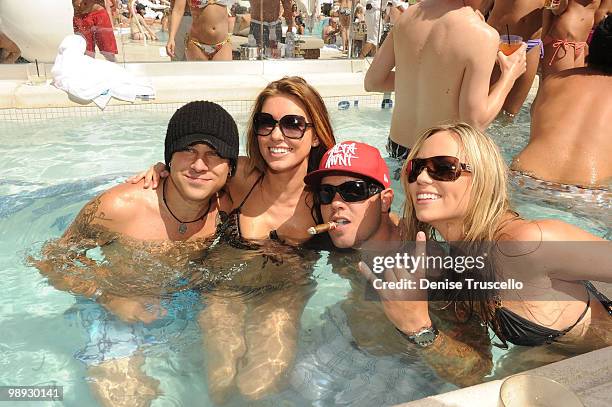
[190,0,231,9]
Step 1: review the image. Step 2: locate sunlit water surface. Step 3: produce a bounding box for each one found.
[1,105,609,406]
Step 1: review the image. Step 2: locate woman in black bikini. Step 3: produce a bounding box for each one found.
[363,123,611,360]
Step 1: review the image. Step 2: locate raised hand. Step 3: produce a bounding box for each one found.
[125,162,168,189]
[358,231,431,334]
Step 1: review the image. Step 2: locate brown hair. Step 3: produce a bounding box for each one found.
[245,76,336,174]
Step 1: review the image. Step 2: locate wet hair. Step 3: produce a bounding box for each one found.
[245,76,337,174]
[586,15,612,74]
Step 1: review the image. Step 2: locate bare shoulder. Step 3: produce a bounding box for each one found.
[504,219,602,242]
[87,181,156,225]
[226,156,262,203]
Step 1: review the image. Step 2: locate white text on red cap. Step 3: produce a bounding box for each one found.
[325,142,359,168]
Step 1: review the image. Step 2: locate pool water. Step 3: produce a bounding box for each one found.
[0,105,609,406]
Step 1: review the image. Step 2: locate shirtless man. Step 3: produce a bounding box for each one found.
[167,0,233,61]
[542,0,601,77]
[364,0,526,166]
[249,0,294,49]
[488,0,545,116]
[0,32,21,64]
[512,16,611,188]
[33,101,238,406]
[73,0,118,61]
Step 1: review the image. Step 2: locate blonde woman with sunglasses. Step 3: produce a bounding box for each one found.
[361,123,611,364]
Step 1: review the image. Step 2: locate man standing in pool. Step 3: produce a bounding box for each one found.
[364,0,527,166]
[34,101,238,406]
[303,141,494,386]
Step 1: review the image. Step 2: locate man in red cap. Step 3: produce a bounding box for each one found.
[304,141,493,386]
[304,141,399,249]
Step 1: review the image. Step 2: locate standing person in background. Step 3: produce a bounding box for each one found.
[167,0,232,61]
[73,0,119,61]
[360,0,382,57]
[338,0,353,52]
[512,16,612,189]
[249,0,294,50]
[542,0,601,77]
[364,0,526,176]
[487,0,545,118]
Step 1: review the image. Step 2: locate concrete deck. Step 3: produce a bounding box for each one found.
[0,59,375,110]
[400,346,612,407]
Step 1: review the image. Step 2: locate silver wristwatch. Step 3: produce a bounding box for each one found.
[396,325,439,348]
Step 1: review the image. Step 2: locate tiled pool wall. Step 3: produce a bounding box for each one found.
[0,94,394,123]
[0,59,395,123]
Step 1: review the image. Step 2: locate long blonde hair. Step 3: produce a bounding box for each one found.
[400,123,512,242]
[400,123,519,344]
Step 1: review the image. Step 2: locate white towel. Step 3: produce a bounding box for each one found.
[51,35,155,109]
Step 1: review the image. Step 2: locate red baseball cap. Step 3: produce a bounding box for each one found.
[304,141,391,188]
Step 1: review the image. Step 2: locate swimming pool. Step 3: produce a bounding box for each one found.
[0,104,609,406]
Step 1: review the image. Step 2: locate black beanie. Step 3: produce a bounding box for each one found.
[165,101,239,173]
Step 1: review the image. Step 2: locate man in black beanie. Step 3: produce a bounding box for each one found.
[36,101,238,323]
[33,101,239,405]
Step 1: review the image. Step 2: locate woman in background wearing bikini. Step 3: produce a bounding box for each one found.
[542,0,601,77]
[167,0,232,61]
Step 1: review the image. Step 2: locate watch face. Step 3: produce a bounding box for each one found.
[419,331,436,343]
[413,328,438,346]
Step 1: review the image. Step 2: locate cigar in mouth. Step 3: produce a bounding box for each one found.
[307,221,337,235]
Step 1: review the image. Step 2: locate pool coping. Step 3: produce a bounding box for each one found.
[0,59,384,111]
[397,345,612,407]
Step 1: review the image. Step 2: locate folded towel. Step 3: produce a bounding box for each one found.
[51,35,155,109]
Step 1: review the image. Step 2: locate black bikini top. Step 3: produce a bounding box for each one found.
[216,174,281,250]
[494,281,603,347]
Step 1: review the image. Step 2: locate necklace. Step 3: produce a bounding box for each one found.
[162,177,212,234]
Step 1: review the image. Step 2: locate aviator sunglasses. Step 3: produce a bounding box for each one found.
[253,112,313,139]
[317,180,383,205]
[406,156,473,183]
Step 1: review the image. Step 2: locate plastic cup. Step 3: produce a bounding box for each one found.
[26,62,47,85]
[544,0,561,10]
[499,35,523,56]
[498,374,584,407]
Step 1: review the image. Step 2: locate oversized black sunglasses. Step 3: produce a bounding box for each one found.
[253,112,313,139]
[406,156,473,183]
[317,180,383,205]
